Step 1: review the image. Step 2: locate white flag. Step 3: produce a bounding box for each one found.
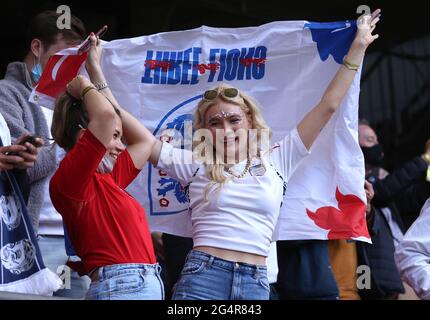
[30,20,370,242]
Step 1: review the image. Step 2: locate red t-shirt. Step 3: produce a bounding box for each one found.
[50,130,156,275]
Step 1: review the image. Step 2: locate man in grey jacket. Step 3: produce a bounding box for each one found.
[0,11,86,233]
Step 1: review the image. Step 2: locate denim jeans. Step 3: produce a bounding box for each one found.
[85,263,164,300]
[172,250,269,300]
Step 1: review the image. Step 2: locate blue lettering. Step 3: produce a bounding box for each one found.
[208,49,220,83]
[153,51,164,84]
[224,49,240,81]
[181,48,192,84]
[237,47,255,80]
[141,50,154,84]
[167,52,182,85]
[142,46,265,85]
[253,46,267,80]
[190,47,201,85]
[159,51,171,84]
[217,49,227,82]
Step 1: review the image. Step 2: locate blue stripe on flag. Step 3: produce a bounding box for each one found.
[304,20,357,64]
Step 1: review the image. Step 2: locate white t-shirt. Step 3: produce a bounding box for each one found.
[157,127,309,257]
[0,113,11,146]
[267,242,278,284]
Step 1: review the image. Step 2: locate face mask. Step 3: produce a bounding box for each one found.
[96,154,116,174]
[361,144,384,167]
[31,62,43,84]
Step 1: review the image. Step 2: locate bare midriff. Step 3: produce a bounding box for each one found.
[193,246,266,266]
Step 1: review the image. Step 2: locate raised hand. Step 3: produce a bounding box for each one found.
[355,9,381,49]
[66,75,94,99]
[85,33,103,74]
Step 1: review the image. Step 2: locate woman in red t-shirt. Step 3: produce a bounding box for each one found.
[49,34,163,300]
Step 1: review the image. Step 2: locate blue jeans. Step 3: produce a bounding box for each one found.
[85,263,164,300]
[172,250,270,300]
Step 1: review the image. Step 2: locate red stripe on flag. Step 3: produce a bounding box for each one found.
[35,52,88,100]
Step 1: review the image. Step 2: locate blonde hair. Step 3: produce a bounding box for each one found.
[193,84,272,195]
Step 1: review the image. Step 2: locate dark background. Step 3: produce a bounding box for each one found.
[1,0,429,170]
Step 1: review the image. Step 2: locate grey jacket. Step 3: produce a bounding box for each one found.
[0,62,57,233]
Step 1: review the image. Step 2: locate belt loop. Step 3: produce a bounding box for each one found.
[207,255,214,267]
[185,249,194,262]
[156,263,162,274]
[254,265,260,278]
[98,266,104,281]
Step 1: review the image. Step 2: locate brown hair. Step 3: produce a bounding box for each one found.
[51,92,90,151]
[26,10,86,49]
[52,92,123,151]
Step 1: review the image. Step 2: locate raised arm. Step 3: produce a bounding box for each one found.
[297,9,381,150]
[371,156,428,207]
[84,34,162,169]
[66,75,118,148]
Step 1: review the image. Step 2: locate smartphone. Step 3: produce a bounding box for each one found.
[20,135,39,146]
[6,135,39,156]
[78,25,108,54]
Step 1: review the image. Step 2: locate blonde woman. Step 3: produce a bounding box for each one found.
[151,11,380,300]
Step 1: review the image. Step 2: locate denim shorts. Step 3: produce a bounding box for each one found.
[172,250,269,300]
[85,263,164,300]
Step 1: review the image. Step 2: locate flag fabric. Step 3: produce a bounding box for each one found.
[30,20,370,242]
[0,138,63,295]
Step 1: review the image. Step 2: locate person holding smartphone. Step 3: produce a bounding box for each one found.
[1,112,42,206]
[0,10,86,234]
[1,116,42,172]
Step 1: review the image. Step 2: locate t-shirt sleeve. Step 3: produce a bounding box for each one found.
[111,149,141,189]
[156,141,200,185]
[51,129,106,201]
[270,127,310,180]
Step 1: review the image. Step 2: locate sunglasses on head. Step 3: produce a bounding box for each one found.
[203,88,239,100]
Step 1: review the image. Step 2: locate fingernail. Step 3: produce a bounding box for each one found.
[90,32,95,36]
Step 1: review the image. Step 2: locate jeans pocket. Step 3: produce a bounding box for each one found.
[85,281,109,300]
[85,285,97,300]
[181,260,207,275]
[256,274,270,291]
[108,271,145,295]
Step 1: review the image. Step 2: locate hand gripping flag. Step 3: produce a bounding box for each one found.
[30,20,370,242]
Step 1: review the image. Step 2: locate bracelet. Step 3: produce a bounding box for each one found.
[81,85,96,99]
[343,58,360,71]
[94,82,109,91]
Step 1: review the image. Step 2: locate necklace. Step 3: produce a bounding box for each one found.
[226,158,252,179]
